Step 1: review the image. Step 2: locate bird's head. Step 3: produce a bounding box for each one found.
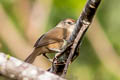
[56,18,76,32]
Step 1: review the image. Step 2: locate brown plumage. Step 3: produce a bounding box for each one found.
[25,18,76,63]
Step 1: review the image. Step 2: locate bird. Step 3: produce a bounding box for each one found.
[25,18,76,63]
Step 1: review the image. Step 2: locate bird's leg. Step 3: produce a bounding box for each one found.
[42,54,53,62]
[43,54,49,59]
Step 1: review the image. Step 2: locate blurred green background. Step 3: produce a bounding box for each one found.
[0,0,120,80]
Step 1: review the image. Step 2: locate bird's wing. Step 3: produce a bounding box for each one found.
[34,27,66,48]
[34,34,45,47]
[34,34,57,48]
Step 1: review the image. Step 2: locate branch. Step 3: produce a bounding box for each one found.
[62,0,101,77]
[49,0,101,77]
[0,52,65,80]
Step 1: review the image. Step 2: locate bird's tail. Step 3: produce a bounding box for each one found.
[24,48,40,63]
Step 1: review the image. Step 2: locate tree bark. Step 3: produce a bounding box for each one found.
[0,52,65,80]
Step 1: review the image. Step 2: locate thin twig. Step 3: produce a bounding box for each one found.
[62,0,101,77]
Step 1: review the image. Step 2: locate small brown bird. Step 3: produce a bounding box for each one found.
[25,18,76,63]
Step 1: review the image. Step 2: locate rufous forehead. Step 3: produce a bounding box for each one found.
[65,18,76,22]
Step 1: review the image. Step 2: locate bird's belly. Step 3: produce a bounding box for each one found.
[48,42,63,50]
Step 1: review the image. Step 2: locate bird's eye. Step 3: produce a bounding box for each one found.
[67,22,72,25]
